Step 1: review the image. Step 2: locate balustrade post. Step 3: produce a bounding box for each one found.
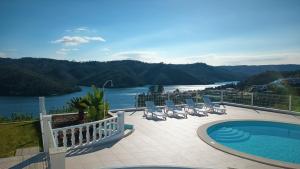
[49,147,66,169]
[117,111,125,135]
[289,95,292,111]
[42,115,52,153]
[39,97,47,115]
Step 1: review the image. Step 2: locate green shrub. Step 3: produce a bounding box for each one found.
[85,85,109,121]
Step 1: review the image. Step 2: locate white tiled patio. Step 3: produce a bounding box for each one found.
[66,106,300,169]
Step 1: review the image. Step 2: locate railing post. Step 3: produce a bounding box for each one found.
[221,90,224,104]
[289,95,292,111]
[135,94,138,108]
[39,97,47,115]
[117,111,124,134]
[251,93,254,106]
[42,115,52,153]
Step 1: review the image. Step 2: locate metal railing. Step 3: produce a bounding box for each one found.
[135,90,300,113]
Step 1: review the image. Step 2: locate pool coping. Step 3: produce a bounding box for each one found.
[197,119,300,169]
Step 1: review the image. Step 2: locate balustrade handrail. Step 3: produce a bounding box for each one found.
[52,115,117,132]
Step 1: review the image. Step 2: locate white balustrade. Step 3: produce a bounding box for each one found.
[51,115,122,149]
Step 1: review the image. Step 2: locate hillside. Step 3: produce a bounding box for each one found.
[1,57,300,96]
[238,70,300,88]
[218,65,300,76]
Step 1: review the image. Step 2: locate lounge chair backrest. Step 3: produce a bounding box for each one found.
[185,99,195,107]
[165,100,176,110]
[145,101,157,111]
[203,96,213,107]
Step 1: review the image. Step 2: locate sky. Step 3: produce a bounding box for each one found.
[0,0,300,66]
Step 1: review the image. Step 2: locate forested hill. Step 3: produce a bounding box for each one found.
[238,70,300,88]
[1,57,300,96]
[218,65,300,76]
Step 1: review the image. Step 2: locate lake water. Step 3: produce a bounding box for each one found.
[0,82,235,117]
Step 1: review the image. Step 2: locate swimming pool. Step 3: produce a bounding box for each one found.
[198,120,300,168]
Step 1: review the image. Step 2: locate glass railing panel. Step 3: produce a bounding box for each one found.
[253,93,289,110]
[291,95,300,113]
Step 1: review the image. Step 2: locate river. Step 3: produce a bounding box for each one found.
[0,82,236,117]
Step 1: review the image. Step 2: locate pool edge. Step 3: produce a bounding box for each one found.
[197,119,300,169]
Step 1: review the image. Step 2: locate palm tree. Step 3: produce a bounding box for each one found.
[68,97,89,123]
[85,85,109,121]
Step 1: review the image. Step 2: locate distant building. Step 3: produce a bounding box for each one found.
[250,85,268,92]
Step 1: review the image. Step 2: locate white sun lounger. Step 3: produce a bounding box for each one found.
[145,101,166,120]
[185,99,208,116]
[203,96,226,114]
[165,100,187,118]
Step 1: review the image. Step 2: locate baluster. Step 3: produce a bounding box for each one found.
[104,121,107,138]
[53,130,58,147]
[54,130,58,147]
[115,118,118,131]
[99,122,102,140]
[86,125,90,143]
[71,128,75,147]
[109,119,112,136]
[63,130,67,147]
[93,123,96,142]
[112,118,116,133]
[79,127,83,145]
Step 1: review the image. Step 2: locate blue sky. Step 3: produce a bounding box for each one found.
[0,0,300,65]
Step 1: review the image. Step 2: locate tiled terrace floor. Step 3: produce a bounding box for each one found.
[66,106,300,169]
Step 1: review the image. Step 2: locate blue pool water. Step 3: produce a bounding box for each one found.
[208,121,300,164]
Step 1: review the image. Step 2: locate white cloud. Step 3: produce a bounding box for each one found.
[0,52,7,58]
[109,50,300,65]
[75,27,88,32]
[66,27,89,32]
[184,51,300,66]
[52,36,105,46]
[56,48,79,55]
